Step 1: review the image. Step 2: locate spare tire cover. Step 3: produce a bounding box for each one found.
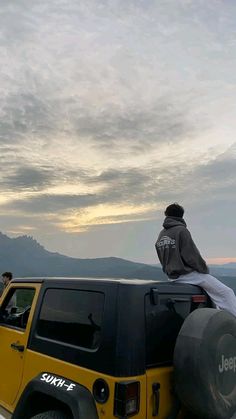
[173,308,236,419]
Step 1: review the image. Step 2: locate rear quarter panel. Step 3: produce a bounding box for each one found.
[15,350,147,418]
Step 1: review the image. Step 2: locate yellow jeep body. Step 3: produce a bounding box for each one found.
[0,278,207,418]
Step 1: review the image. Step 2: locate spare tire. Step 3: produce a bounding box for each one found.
[173,308,236,419]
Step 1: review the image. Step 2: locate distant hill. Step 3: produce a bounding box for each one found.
[209,264,236,277]
[0,232,166,280]
[0,233,235,291]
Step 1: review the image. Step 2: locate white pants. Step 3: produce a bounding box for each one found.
[171,271,236,317]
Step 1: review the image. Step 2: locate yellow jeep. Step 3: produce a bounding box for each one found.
[0,277,235,419]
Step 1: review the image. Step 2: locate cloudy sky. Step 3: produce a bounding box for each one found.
[0,0,236,264]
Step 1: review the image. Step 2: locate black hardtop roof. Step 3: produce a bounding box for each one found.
[12,277,160,285]
[12,277,204,294]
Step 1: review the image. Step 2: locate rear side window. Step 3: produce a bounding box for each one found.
[145,293,184,367]
[37,289,104,350]
[145,287,209,367]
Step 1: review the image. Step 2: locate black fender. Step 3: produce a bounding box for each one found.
[13,372,98,419]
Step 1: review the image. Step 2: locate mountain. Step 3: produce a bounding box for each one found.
[0,232,235,291]
[221,262,236,268]
[0,233,166,280]
[209,264,236,277]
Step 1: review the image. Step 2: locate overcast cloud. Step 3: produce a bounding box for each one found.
[0,0,235,263]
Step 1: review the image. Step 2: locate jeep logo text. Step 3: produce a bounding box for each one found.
[218,355,236,373]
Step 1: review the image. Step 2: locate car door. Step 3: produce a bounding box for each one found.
[0,283,40,409]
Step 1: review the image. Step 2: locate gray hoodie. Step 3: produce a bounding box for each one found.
[155,216,209,279]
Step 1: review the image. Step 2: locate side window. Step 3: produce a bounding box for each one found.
[0,288,35,330]
[37,289,104,350]
[145,293,184,367]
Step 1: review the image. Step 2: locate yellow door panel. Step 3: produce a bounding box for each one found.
[0,327,25,406]
[0,284,41,409]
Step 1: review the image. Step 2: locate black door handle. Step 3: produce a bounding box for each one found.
[11,342,25,352]
[152,382,160,416]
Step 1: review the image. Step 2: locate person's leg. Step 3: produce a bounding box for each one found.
[173,271,236,317]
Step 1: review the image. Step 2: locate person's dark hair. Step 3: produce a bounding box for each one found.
[2,272,13,281]
[165,203,184,218]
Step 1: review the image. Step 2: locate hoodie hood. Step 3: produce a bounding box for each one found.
[163,216,187,229]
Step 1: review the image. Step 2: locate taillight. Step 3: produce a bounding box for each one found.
[192,295,207,303]
[114,381,140,417]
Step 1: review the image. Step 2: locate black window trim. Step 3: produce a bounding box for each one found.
[35,287,105,353]
[28,281,119,376]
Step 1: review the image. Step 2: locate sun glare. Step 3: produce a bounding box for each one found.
[54,203,156,232]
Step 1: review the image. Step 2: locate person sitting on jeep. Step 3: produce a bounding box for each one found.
[155,203,236,317]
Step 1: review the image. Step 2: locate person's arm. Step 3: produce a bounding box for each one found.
[180,229,209,274]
